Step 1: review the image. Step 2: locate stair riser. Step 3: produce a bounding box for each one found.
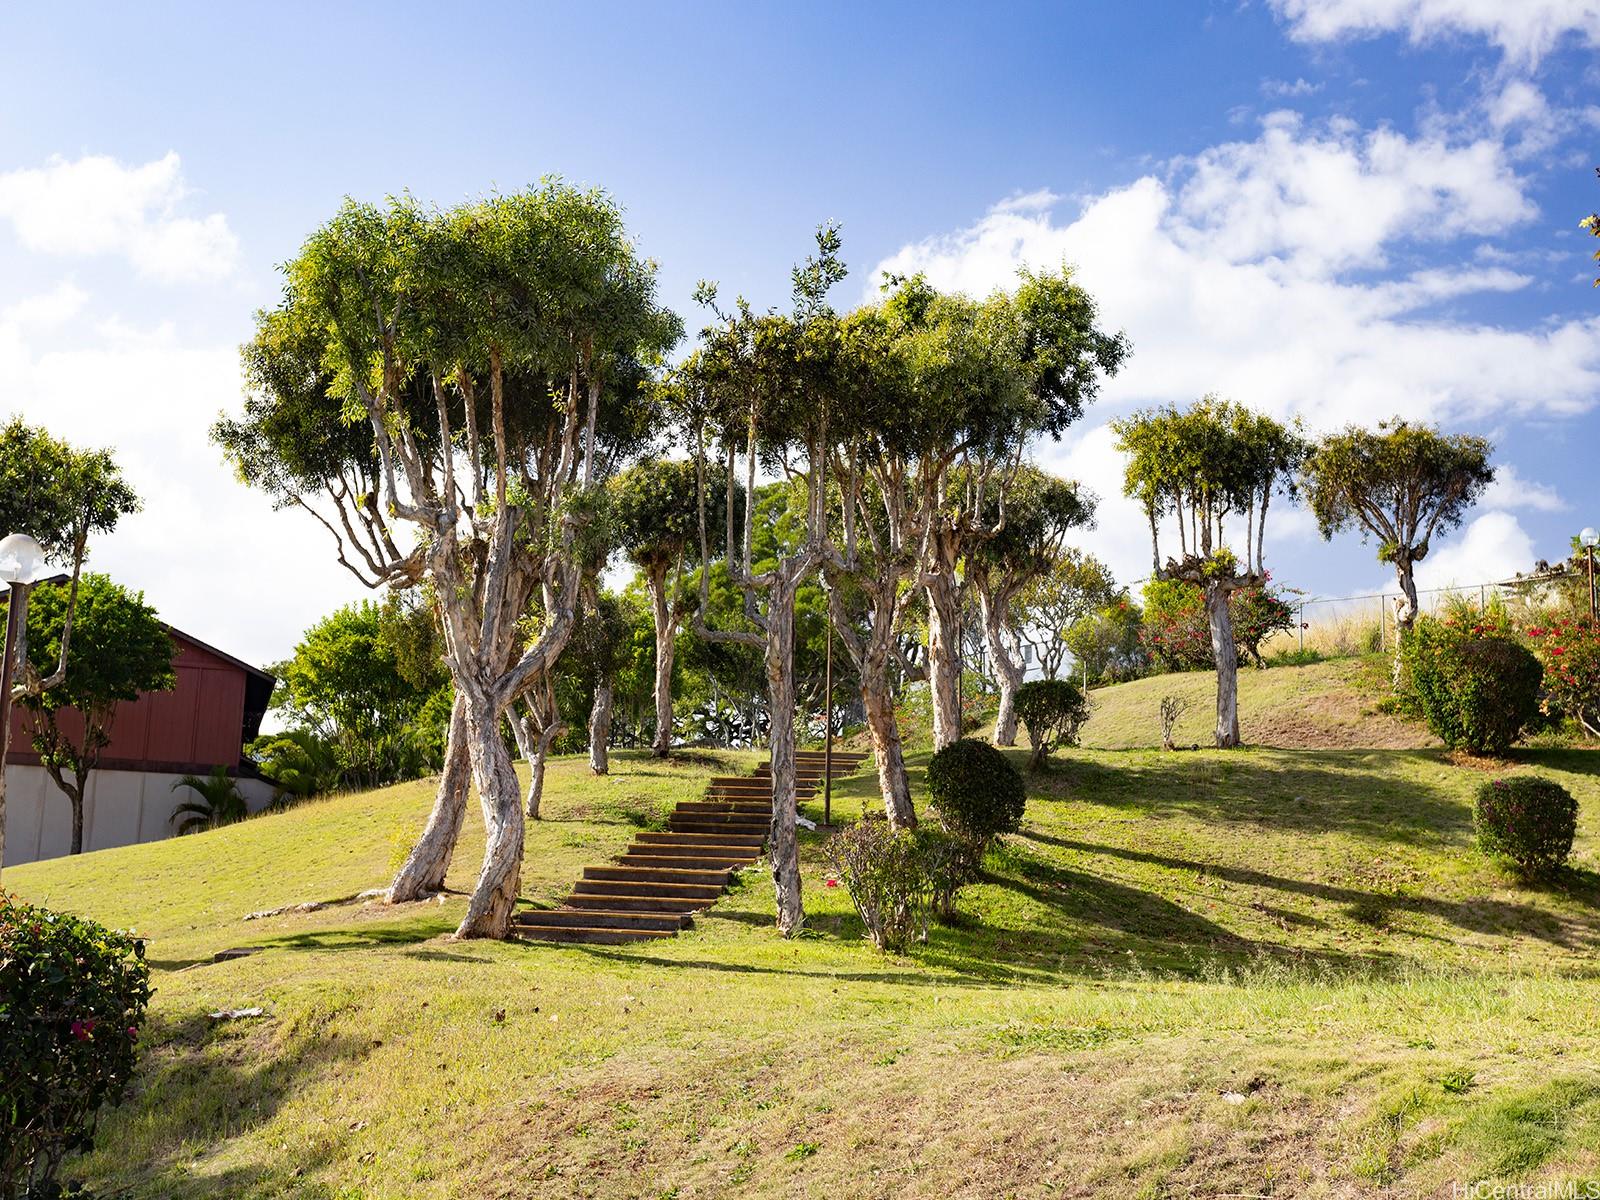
[627,842,760,858]
[584,866,730,885]
[565,894,706,913]
[635,832,763,847]
[516,911,687,931]
[669,824,768,838]
[621,855,753,872]
[572,879,723,900]
[517,927,674,945]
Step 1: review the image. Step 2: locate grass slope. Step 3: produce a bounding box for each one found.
[8,662,1600,1198]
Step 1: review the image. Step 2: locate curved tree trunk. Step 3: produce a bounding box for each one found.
[861,673,915,827]
[925,573,963,751]
[388,693,471,902]
[456,687,525,939]
[1205,582,1241,749]
[589,680,612,775]
[765,573,805,937]
[647,567,676,757]
[978,589,1024,747]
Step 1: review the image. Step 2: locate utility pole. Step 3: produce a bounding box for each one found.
[1583,529,1599,627]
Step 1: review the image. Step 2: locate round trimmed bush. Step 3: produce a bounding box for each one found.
[1015,678,1090,770]
[1474,776,1577,879]
[1,892,150,1196]
[1403,617,1542,756]
[927,738,1026,848]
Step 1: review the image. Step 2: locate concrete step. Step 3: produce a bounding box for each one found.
[515,925,675,945]
[583,863,732,887]
[515,908,690,931]
[572,877,725,901]
[564,892,706,913]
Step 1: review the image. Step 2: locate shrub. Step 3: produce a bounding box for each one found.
[1139,579,1298,672]
[1403,616,1542,756]
[1526,617,1600,740]
[927,738,1026,848]
[1473,776,1577,879]
[914,826,982,921]
[1231,583,1296,667]
[1015,678,1090,770]
[823,819,937,952]
[1158,694,1190,750]
[1,893,150,1197]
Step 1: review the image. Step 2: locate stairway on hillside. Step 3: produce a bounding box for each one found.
[515,749,867,945]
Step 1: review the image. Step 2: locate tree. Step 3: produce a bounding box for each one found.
[1064,594,1147,683]
[16,576,175,854]
[270,598,446,788]
[610,457,734,757]
[1015,549,1118,681]
[1015,678,1090,770]
[1301,420,1493,676]
[170,767,248,834]
[215,185,678,938]
[1114,397,1304,748]
[966,466,1094,746]
[0,420,139,879]
[911,269,1128,751]
[682,226,849,936]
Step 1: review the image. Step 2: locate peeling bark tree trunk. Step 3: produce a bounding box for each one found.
[765,573,805,936]
[389,693,471,901]
[589,680,612,775]
[1205,582,1242,749]
[646,566,675,757]
[1391,557,1419,687]
[978,590,1024,747]
[860,670,915,827]
[925,573,963,751]
[456,687,526,939]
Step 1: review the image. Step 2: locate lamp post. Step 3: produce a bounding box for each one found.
[1582,527,1599,627]
[0,533,49,876]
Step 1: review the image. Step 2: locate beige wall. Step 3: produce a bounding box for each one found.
[3,765,275,867]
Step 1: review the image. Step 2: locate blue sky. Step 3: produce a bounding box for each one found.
[1,2,1597,665]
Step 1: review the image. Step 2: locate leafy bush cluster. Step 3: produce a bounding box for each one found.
[1473,776,1577,878]
[823,820,968,953]
[1139,579,1296,672]
[1015,678,1090,769]
[927,738,1026,846]
[1,894,150,1197]
[1403,614,1543,756]
[1525,617,1600,740]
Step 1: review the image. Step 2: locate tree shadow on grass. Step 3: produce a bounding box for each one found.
[555,943,993,988]
[66,1013,375,1198]
[1037,748,1472,845]
[1030,833,1600,950]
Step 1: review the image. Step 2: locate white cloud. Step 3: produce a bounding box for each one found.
[0,302,369,668]
[1481,463,1567,513]
[1414,510,1539,590]
[0,282,87,333]
[1262,76,1323,97]
[873,112,1598,592]
[1269,0,1600,67]
[0,153,239,283]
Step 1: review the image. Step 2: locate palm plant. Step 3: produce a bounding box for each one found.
[170,767,249,834]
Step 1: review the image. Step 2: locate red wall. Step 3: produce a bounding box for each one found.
[7,635,251,774]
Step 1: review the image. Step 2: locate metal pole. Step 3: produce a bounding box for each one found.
[823,613,833,828]
[1378,596,1386,653]
[0,582,29,881]
[1298,603,1304,652]
[1589,546,1597,628]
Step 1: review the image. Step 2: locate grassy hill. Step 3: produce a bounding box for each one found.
[9,661,1600,1198]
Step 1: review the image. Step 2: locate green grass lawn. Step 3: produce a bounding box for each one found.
[9,660,1600,1198]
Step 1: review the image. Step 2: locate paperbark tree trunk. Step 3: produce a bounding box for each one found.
[456,686,526,939]
[1392,556,1419,686]
[389,693,471,902]
[860,672,915,827]
[1205,582,1242,749]
[765,573,805,937]
[925,573,963,751]
[589,680,612,775]
[646,566,675,757]
[978,590,1024,747]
